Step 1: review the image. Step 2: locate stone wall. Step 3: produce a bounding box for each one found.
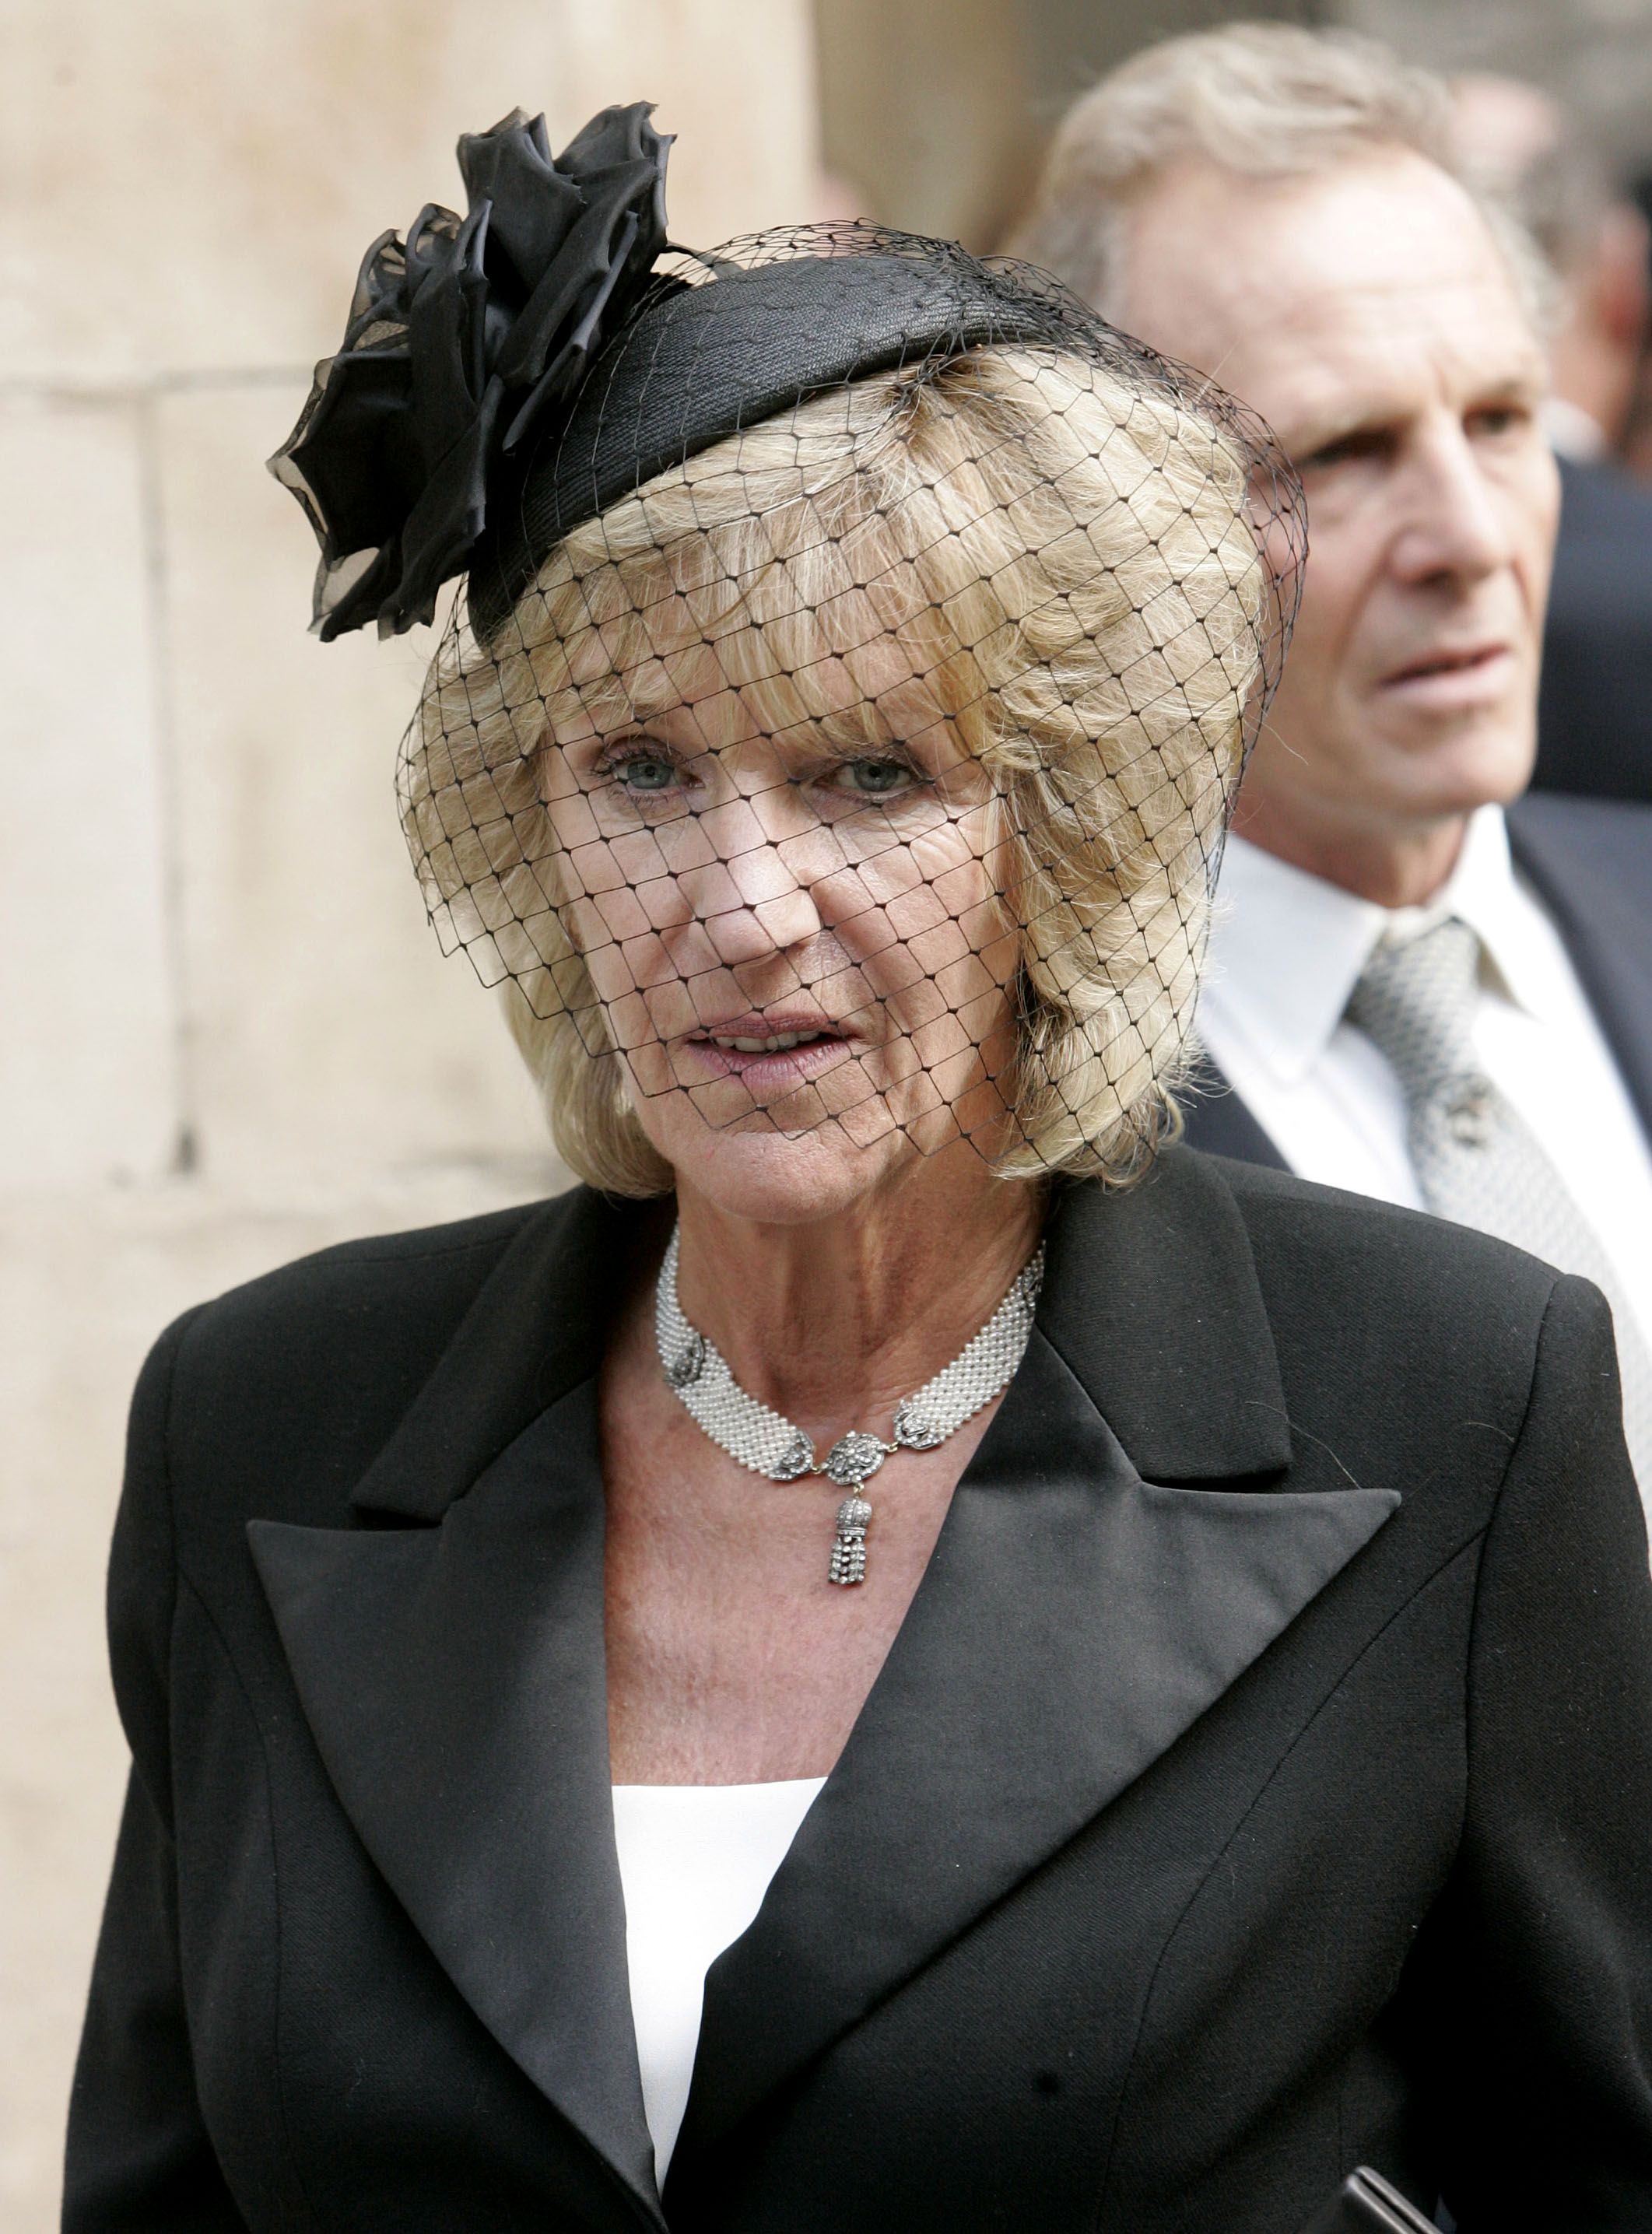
[0,6,822,2224]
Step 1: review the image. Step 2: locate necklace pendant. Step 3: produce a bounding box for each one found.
[655,1226,1045,1594]
[829,1495,872,1587]
[891,1396,945,1450]
[772,1429,816,1482]
[665,1330,707,1388]
[822,1429,887,1488]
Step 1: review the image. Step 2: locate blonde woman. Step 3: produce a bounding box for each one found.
[67,107,1652,2234]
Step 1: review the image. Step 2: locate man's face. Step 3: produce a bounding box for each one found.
[1121,149,1559,858]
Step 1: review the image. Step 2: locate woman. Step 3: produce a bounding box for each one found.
[67,106,1652,2232]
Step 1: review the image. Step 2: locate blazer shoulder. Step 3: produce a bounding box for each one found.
[1198,1149,1563,1345]
[1509,789,1652,889]
[146,1192,598,1527]
[1188,1152,1587,1506]
[174,1195,552,1355]
[1556,454,1652,547]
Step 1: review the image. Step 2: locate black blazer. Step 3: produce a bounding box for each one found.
[1184,792,1652,1173]
[1537,457,1652,804]
[65,1152,1652,2232]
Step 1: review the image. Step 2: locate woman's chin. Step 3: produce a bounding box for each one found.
[633,1081,1021,1226]
[639,1106,924,1226]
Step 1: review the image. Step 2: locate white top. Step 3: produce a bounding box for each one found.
[1197,805,1652,1363]
[611,1777,826,2185]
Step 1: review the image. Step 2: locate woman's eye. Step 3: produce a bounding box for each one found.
[832,757,917,797]
[610,755,679,793]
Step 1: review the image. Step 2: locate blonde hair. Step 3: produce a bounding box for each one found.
[1008,23,1549,332]
[402,342,1266,1194]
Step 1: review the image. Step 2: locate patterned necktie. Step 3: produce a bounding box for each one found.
[1345,915,1652,1492]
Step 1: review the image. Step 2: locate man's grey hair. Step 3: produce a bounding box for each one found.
[1007,22,1552,333]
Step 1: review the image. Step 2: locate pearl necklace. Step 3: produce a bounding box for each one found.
[654,1227,1044,1585]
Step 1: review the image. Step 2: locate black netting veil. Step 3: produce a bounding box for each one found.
[465,243,1062,638]
[274,135,1304,1193]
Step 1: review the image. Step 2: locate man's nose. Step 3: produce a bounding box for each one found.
[1388,416,1512,586]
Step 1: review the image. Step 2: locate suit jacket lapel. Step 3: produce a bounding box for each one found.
[251,1380,663,2226]
[1033,1149,1294,1481]
[347,1184,671,1523]
[676,1155,1398,2169]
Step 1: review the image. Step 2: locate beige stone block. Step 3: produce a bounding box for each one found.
[557,0,825,247]
[816,0,1035,247]
[153,377,563,1185]
[0,1162,567,2233]
[0,0,822,385]
[0,394,177,1184]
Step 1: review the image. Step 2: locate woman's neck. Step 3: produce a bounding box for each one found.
[670,1152,1047,1450]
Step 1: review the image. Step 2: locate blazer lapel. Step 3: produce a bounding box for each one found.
[677,1153,1398,2168]
[345,1182,670,1524]
[251,1377,663,2226]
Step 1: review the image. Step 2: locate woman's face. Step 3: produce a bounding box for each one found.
[537,580,1022,1223]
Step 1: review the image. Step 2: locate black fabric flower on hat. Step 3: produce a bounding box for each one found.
[269,103,672,640]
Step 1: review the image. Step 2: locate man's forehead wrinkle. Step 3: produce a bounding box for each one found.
[1269,252,1542,351]
[1127,142,1538,402]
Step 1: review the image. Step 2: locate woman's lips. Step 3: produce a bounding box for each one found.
[677,1016,859,1090]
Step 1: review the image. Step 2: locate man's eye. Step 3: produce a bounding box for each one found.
[832,757,917,797]
[1296,428,1392,474]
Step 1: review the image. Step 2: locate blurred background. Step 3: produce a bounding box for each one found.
[8,1,1652,2222]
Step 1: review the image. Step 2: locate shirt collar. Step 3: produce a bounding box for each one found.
[1542,395,1608,464]
[1200,804,1535,1088]
[1435,803,1560,1025]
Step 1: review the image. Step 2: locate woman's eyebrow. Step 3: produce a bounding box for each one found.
[808,709,906,755]
[580,672,688,732]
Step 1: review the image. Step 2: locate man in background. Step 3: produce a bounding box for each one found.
[1011,23,1652,1513]
[1451,72,1652,803]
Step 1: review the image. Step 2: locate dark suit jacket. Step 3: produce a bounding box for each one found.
[1184,792,1652,1173]
[65,1152,1652,2232]
[1537,456,1652,804]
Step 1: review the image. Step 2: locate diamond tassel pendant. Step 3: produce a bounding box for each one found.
[828,1496,872,1586]
[655,1229,1044,1595]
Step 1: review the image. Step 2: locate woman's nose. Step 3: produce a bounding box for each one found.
[683,833,827,966]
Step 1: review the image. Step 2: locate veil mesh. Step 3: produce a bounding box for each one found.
[335,216,1307,1190]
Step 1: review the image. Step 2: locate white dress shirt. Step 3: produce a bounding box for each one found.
[612,1777,825,2185]
[1541,395,1609,465]
[1196,805,1652,1362]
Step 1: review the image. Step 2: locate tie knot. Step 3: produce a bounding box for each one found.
[1345,915,1483,1103]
